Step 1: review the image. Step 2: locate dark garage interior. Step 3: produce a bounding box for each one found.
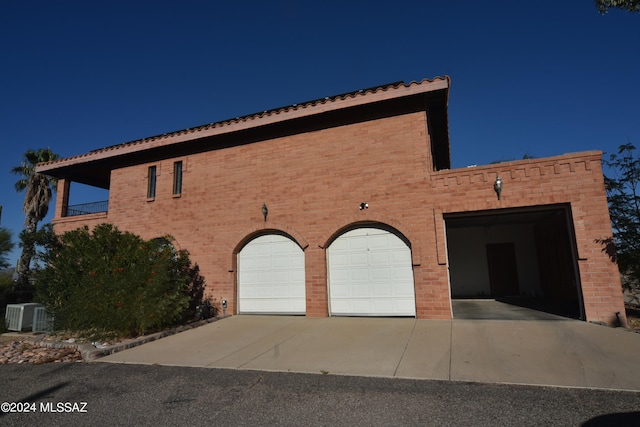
[445,205,584,320]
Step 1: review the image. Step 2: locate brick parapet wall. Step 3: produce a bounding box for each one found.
[430,151,626,325]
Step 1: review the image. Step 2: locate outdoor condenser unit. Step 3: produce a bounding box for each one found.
[32,306,54,333]
[4,303,43,332]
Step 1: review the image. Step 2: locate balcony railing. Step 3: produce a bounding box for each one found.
[65,200,108,217]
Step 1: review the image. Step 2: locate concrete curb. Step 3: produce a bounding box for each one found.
[80,316,229,361]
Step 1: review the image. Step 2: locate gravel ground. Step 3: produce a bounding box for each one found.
[0,340,83,364]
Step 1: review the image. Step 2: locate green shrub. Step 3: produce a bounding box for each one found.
[34,223,208,340]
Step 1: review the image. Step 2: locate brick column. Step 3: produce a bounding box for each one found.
[55,179,70,219]
[305,245,328,317]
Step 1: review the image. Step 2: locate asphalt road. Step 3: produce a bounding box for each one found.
[1,363,639,426]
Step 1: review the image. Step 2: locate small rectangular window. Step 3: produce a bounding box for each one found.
[147,165,157,199]
[173,161,183,195]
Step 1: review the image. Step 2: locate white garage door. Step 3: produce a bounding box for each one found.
[238,234,306,314]
[328,228,416,316]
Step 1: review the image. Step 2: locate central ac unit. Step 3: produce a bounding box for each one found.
[32,306,54,332]
[4,303,43,332]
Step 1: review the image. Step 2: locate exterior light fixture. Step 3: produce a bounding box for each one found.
[261,203,268,222]
[359,202,369,210]
[493,176,503,200]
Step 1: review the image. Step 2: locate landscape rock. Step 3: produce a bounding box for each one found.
[0,340,83,364]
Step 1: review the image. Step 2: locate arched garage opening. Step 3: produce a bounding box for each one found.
[237,233,306,315]
[327,227,416,317]
[445,205,583,320]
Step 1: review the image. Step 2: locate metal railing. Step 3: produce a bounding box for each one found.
[65,200,108,217]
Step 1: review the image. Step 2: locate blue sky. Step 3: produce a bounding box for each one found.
[1,1,639,267]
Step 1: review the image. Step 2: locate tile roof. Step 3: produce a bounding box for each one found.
[37,76,450,172]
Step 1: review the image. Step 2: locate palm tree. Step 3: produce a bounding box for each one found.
[0,227,14,270]
[11,148,59,289]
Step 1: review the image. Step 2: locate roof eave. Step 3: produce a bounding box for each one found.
[36,77,450,174]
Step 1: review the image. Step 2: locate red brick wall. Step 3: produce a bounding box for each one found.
[54,112,438,317]
[52,114,625,325]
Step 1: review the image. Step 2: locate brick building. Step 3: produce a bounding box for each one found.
[36,77,627,326]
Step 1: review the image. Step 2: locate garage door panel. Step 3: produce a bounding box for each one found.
[256,258,272,269]
[272,285,290,297]
[241,298,305,313]
[349,253,369,265]
[394,299,416,312]
[273,271,289,282]
[395,285,415,296]
[372,284,391,295]
[395,276,413,286]
[239,234,306,314]
[330,268,349,282]
[348,236,368,250]
[334,299,370,314]
[371,266,391,281]
[290,286,306,297]
[241,271,258,283]
[257,271,274,282]
[257,286,273,297]
[331,298,415,317]
[274,300,302,312]
[369,235,391,249]
[272,241,292,253]
[351,284,370,296]
[391,250,411,262]
[330,238,349,251]
[330,286,349,297]
[290,270,305,282]
[369,252,390,264]
[330,253,350,266]
[390,238,409,249]
[238,285,255,297]
[328,228,415,316]
[256,245,272,256]
[330,301,351,314]
[370,300,391,312]
[271,257,291,269]
[352,267,371,281]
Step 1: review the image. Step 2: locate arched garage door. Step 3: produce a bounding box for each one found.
[238,234,306,314]
[328,228,416,316]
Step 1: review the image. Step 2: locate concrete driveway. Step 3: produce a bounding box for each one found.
[98,312,640,392]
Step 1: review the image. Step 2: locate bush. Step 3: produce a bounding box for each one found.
[34,224,210,340]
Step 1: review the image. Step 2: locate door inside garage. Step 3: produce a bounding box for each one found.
[327,227,416,317]
[238,234,306,314]
[445,206,583,320]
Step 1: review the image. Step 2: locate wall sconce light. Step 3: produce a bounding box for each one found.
[359,202,369,210]
[261,203,268,222]
[493,176,503,200]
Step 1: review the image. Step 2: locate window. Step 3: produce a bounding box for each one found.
[147,165,157,199]
[173,161,183,196]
